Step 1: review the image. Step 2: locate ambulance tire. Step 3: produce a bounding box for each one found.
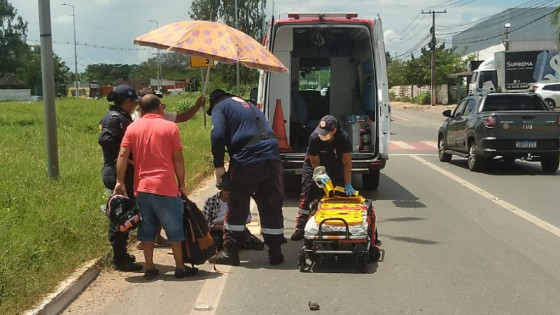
[362,170,380,190]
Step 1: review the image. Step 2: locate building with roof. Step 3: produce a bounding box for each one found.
[452,7,559,60]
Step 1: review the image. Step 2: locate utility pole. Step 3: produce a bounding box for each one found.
[422,9,446,106]
[149,19,161,92]
[38,0,59,178]
[62,3,78,98]
[504,23,511,51]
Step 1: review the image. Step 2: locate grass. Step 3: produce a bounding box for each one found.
[0,94,214,314]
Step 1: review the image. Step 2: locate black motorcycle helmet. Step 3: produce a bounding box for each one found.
[106,194,141,232]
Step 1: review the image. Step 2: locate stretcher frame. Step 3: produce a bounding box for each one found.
[298,196,382,273]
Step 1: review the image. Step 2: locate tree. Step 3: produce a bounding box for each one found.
[134,52,200,84]
[81,64,138,85]
[0,0,29,75]
[19,45,71,89]
[189,0,267,87]
[387,57,407,87]
[404,49,432,86]
[160,52,199,80]
[189,0,221,21]
[388,44,465,87]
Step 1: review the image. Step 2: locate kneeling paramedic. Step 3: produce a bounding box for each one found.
[206,89,285,265]
[291,115,356,241]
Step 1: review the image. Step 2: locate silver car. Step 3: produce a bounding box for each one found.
[528,81,560,109]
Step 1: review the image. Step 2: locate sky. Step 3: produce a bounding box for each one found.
[11,0,560,74]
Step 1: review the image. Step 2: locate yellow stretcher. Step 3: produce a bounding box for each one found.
[298,167,382,273]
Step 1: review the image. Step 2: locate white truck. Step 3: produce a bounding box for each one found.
[255,13,390,190]
[469,50,560,94]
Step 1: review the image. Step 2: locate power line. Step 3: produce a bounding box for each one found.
[24,38,150,52]
[440,0,559,37]
[451,7,557,45]
[392,35,431,59]
[391,0,559,58]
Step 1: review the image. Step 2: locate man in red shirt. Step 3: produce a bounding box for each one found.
[114,94,196,279]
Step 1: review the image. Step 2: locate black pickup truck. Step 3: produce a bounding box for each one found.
[437,93,560,173]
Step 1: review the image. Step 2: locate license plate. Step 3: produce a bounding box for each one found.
[515,140,537,149]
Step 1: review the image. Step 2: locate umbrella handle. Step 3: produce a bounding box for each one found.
[201,63,211,128]
[202,63,211,96]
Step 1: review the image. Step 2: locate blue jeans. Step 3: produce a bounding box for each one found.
[136,193,185,242]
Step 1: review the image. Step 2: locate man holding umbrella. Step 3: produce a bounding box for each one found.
[206,89,286,266]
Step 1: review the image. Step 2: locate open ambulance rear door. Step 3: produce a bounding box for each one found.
[372,15,390,160]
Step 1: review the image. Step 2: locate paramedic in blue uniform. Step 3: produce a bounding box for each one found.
[98,85,143,272]
[290,115,356,241]
[206,89,286,266]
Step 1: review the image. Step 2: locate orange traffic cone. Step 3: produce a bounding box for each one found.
[272,99,293,153]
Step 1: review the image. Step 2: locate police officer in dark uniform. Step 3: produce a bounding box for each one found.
[290,115,356,241]
[98,85,142,271]
[206,89,286,266]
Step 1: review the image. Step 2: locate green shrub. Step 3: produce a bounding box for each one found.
[412,92,431,105]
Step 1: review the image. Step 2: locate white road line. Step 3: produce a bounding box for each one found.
[192,200,259,314]
[421,141,438,148]
[391,141,416,149]
[410,155,560,238]
[193,265,232,314]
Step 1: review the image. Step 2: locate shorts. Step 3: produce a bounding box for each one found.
[136,192,185,242]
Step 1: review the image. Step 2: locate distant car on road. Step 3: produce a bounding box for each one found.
[438,93,560,173]
[528,81,560,109]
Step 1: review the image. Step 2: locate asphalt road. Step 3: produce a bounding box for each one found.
[62,104,560,315]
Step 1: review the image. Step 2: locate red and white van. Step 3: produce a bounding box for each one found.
[256,13,390,190]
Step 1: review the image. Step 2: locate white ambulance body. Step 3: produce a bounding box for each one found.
[257,13,390,190]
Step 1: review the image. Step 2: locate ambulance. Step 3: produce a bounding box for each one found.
[256,13,390,190]
[255,13,391,190]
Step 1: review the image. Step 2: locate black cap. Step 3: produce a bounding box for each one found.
[114,85,141,100]
[314,115,337,135]
[207,89,232,115]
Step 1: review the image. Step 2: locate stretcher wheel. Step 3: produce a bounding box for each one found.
[369,247,381,262]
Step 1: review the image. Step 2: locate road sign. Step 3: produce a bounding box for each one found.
[190,57,214,68]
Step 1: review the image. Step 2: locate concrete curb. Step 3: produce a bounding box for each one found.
[24,258,102,315]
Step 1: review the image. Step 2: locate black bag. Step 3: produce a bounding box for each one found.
[182,196,216,265]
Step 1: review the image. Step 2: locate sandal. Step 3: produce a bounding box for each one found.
[144,268,159,280]
[174,266,198,278]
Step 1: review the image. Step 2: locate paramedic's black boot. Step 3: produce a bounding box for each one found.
[291,212,309,241]
[112,243,141,271]
[267,241,284,265]
[125,253,136,262]
[114,260,143,272]
[208,240,240,266]
[290,229,304,241]
[113,251,142,272]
